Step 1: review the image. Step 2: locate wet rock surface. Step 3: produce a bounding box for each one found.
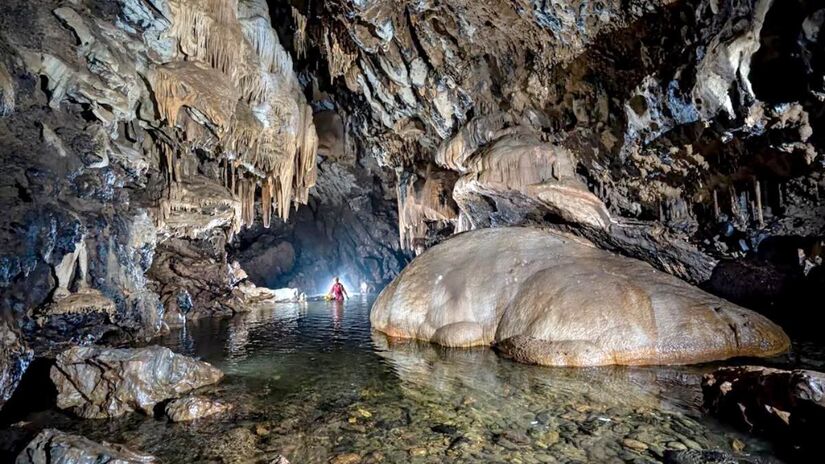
[703,365,825,457]
[0,322,33,409]
[373,227,789,366]
[16,428,155,464]
[164,395,230,422]
[51,345,223,419]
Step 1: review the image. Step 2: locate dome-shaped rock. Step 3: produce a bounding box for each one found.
[371,227,790,366]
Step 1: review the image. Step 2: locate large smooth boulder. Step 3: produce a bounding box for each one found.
[371,227,789,366]
[51,345,223,418]
[702,366,825,453]
[16,429,155,464]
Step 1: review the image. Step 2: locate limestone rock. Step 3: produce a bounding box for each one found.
[15,429,156,464]
[703,366,825,452]
[371,227,789,366]
[51,345,223,418]
[164,395,230,422]
[0,322,33,409]
[451,134,611,233]
[34,288,116,326]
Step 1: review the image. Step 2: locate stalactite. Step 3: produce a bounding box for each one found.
[324,25,357,79]
[398,169,458,251]
[148,0,319,232]
[292,7,307,60]
[261,176,273,228]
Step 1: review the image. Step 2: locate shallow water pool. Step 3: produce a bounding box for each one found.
[53,296,786,463]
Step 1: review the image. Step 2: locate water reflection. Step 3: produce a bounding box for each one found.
[55,297,781,463]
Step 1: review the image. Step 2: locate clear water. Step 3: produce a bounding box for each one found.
[56,296,787,463]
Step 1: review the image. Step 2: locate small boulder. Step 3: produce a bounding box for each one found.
[164,395,230,422]
[51,345,223,418]
[15,428,155,463]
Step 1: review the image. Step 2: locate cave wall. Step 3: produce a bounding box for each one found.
[0,0,322,362]
[283,0,824,325]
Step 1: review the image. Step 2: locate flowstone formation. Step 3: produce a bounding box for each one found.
[372,227,790,366]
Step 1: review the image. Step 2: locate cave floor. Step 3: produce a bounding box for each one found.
[21,297,808,463]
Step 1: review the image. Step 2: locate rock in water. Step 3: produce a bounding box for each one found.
[165,395,230,422]
[0,322,34,409]
[51,345,223,418]
[703,366,825,453]
[371,227,789,366]
[16,429,155,463]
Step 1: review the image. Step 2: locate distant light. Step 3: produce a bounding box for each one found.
[360,282,368,294]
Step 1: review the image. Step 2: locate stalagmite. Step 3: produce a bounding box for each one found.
[713,189,720,220]
[729,187,739,217]
[755,180,764,227]
[53,239,89,300]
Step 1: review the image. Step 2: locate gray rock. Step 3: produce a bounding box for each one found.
[0,322,33,409]
[15,429,155,464]
[51,345,223,418]
[165,395,230,422]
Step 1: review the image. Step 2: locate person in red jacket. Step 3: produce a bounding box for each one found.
[329,277,349,301]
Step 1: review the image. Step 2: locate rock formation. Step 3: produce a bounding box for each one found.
[372,227,789,366]
[51,345,223,418]
[703,365,825,456]
[16,429,156,464]
[0,0,326,355]
[285,0,825,318]
[164,395,231,422]
[0,322,32,410]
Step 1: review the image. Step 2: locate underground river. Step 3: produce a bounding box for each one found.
[12,296,802,463]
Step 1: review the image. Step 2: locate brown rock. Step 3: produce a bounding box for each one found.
[15,429,155,464]
[329,453,361,464]
[371,227,789,366]
[51,345,223,418]
[164,395,230,422]
[623,438,649,450]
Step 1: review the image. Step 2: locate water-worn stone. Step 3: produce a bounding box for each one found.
[15,428,156,463]
[703,365,825,453]
[371,227,789,366]
[51,345,223,418]
[164,395,230,422]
